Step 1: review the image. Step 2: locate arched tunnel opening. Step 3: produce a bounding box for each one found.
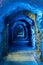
[0,1,43,64]
[4,11,36,52]
[7,20,32,47]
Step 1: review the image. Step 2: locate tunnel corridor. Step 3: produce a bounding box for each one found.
[0,1,43,65]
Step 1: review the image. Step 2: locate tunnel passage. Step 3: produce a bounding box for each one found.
[4,11,36,51]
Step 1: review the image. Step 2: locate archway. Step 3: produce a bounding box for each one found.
[4,11,36,52]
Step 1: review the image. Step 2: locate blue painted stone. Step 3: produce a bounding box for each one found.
[40,43,43,60]
[4,61,38,65]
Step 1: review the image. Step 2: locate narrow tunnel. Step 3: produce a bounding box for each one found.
[4,12,36,52]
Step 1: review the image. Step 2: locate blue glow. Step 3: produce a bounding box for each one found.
[0,1,43,65]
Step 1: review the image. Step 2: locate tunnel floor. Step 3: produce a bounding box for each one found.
[1,50,43,65]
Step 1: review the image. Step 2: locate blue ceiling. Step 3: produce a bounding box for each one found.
[0,0,43,16]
